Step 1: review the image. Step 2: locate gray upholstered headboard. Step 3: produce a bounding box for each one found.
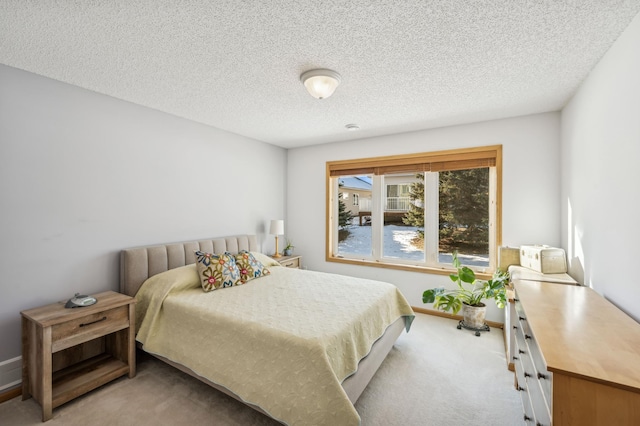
[120,235,259,296]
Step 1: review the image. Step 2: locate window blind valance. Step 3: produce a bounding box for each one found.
[328,146,501,177]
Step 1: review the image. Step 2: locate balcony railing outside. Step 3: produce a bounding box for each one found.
[386,197,411,211]
[357,197,411,212]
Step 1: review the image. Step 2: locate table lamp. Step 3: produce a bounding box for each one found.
[270,219,284,258]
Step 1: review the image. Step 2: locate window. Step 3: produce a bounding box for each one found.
[326,145,502,275]
[353,193,359,206]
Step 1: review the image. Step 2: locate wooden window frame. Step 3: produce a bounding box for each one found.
[326,145,502,277]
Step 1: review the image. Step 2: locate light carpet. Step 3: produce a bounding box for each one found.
[0,313,524,425]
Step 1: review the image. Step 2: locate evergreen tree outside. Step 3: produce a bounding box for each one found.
[338,192,353,229]
[337,190,354,243]
[337,180,354,246]
[402,169,489,254]
[402,173,425,237]
[439,168,489,252]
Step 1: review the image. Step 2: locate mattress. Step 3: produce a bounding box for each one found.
[134,263,414,426]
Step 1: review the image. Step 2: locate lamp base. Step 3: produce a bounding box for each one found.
[273,235,282,258]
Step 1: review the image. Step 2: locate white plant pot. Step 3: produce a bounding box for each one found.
[462,303,486,329]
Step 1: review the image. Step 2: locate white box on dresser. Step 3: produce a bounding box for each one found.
[512,280,640,426]
[519,245,567,274]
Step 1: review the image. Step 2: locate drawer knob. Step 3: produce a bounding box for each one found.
[518,349,525,354]
[525,334,532,340]
[537,372,548,380]
[513,325,518,330]
[524,414,532,421]
[524,372,532,378]
[514,298,519,302]
[519,316,526,321]
[513,356,519,360]
[79,316,107,327]
[518,386,525,392]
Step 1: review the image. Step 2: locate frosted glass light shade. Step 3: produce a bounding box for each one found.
[270,219,284,235]
[300,69,341,99]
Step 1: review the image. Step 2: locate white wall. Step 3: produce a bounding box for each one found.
[287,112,562,322]
[561,13,640,321]
[0,65,287,361]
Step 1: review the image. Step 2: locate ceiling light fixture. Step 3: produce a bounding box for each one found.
[345,124,360,131]
[300,69,341,99]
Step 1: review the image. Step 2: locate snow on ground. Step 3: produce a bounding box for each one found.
[338,224,489,267]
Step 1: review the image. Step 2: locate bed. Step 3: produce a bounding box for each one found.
[120,235,414,426]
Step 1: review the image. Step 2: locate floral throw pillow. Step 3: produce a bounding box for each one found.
[194,250,242,292]
[234,250,270,283]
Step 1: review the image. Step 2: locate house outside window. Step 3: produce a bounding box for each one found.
[326,145,502,275]
[386,181,413,211]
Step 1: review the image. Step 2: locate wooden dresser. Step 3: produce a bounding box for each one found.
[513,280,640,425]
[506,265,577,372]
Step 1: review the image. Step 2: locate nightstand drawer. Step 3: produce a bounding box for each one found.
[51,306,129,353]
[280,258,300,268]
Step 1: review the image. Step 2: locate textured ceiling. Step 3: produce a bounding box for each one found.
[2,1,640,148]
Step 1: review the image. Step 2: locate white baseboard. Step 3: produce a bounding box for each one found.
[0,356,22,392]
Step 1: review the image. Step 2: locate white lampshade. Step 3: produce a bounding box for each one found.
[269,219,284,235]
[300,69,341,99]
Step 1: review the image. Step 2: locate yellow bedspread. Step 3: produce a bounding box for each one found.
[135,264,414,426]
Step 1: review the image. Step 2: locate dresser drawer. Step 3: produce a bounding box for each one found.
[514,346,527,390]
[516,303,552,403]
[528,338,553,402]
[514,324,531,367]
[514,299,534,338]
[51,306,129,352]
[515,360,535,424]
[514,335,535,392]
[526,376,551,426]
[515,288,552,425]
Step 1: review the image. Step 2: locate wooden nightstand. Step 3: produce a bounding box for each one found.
[272,255,302,269]
[21,291,136,421]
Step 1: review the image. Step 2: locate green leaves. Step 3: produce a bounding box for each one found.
[449,251,475,284]
[458,266,476,284]
[433,294,463,315]
[422,287,445,304]
[452,251,462,269]
[423,251,510,314]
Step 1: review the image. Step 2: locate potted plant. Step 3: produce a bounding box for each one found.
[422,251,509,335]
[283,239,295,256]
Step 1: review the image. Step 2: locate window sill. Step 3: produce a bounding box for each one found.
[326,255,494,279]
